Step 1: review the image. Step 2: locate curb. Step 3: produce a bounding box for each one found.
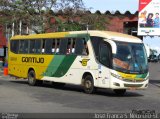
[0,68,4,76]
[155,84,160,88]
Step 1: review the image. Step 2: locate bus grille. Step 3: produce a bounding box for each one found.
[124,84,143,87]
[123,79,144,83]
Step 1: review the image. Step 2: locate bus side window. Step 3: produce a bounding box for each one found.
[35,40,42,54]
[75,38,83,55]
[19,40,23,53]
[99,42,112,68]
[52,39,56,53]
[24,40,29,53]
[71,39,76,54]
[56,39,60,53]
[45,39,53,54]
[75,38,88,55]
[66,39,72,55]
[42,39,45,53]
[82,39,89,55]
[19,40,28,54]
[90,36,103,60]
[29,40,35,53]
[59,38,68,54]
[10,40,19,54]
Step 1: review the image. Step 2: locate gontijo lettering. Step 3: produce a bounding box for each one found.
[22,57,44,63]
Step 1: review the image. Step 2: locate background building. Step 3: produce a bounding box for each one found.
[0,10,139,48]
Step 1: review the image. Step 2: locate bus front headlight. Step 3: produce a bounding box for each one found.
[111,73,123,80]
[144,75,149,81]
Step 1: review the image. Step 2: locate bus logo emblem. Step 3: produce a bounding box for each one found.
[80,59,90,66]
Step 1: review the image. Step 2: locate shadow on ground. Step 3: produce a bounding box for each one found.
[149,79,160,84]
[149,79,160,88]
[10,80,143,97]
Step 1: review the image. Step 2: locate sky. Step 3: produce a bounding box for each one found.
[143,36,160,54]
[83,0,160,54]
[83,0,139,14]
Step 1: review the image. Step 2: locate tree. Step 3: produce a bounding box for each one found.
[0,0,108,34]
[95,10,101,15]
[54,0,86,31]
[80,13,109,30]
[114,10,121,16]
[0,0,58,34]
[124,11,132,16]
[105,10,111,15]
[0,0,85,34]
[134,11,138,16]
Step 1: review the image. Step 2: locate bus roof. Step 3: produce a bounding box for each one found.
[70,31,142,43]
[11,30,142,43]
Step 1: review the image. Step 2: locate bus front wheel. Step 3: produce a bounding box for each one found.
[83,75,95,94]
[28,70,42,86]
[113,89,126,95]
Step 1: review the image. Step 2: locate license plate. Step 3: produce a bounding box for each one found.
[129,87,137,90]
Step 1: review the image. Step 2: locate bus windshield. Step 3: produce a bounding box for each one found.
[113,41,148,74]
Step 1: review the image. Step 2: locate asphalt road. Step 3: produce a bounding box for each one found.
[0,63,160,114]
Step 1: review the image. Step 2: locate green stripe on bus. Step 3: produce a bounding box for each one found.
[52,55,77,77]
[136,73,148,78]
[43,55,65,77]
[43,33,89,77]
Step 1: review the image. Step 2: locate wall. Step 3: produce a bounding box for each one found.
[106,15,138,33]
[0,26,7,48]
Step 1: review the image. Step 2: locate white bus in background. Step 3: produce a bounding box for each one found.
[149,48,159,62]
[144,44,151,60]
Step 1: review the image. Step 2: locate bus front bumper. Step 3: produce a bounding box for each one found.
[110,78,149,90]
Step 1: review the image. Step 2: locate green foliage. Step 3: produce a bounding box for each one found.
[59,22,83,31]
[0,0,108,34]
[80,14,108,30]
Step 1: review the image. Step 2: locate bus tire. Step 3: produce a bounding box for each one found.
[28,70,38,86]
[83,75,95,94]
[113,89,126,96]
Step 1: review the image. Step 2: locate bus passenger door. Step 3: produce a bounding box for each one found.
[97,42,112,88]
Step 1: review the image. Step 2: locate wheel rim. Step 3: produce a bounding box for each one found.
[85,80,92,91]
[28,72,34,84]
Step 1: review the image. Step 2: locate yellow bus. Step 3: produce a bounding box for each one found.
[8,31,149,95]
